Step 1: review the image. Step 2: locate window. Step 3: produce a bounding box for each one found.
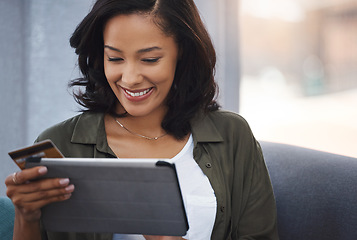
[240,0,357,157]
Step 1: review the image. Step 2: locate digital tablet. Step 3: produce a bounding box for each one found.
[25,157,188,236]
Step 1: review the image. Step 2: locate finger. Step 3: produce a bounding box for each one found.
[24,184,74,202]
[5,166,48,186]
[5,172,19,186]
[15,192,73,214]
[13,184,74,207]
[15,177,72,194]
[6,177,74,204]
[11,182,75,210]
[5,172,23,186]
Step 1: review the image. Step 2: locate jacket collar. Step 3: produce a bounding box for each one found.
[70,111,224,147]
[189,111,224,144]
[71,112,103,144]
[71,112,111,154]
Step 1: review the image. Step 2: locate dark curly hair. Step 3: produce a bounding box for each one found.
[69,0,219,140]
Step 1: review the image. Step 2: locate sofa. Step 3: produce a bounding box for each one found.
[1,142,356,240]
[260,141,357,240]
[0,195,15,240]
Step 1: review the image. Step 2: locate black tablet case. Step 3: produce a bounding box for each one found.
[26,158,188,236]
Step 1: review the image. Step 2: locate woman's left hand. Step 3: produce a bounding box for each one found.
[143,236,185,240]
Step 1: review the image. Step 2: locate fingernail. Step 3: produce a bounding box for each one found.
[65,184,75,192]
[64,193,72,199]
[59,178,70,186]
[38,167,48,174]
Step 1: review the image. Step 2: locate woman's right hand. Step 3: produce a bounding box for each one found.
[5,166,75,222]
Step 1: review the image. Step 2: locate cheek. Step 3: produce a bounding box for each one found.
[150,63,177,85]
[103,63,111,81]
[104,65,119,83]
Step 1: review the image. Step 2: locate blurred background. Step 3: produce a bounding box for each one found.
[239,0,357,158]
[0,0,356,196]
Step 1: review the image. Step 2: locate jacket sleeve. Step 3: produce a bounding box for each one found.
[233,139,279,240]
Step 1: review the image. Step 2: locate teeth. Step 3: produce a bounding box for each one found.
[125,88,151,97]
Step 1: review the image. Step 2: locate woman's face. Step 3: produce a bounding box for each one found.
[103,13,179,118]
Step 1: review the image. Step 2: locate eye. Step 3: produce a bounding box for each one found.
[107,57,124,62]
[142,57,160,63]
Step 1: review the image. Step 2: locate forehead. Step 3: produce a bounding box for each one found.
[103,14,174,50]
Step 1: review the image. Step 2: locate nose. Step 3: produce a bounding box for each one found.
[120,62,143,86]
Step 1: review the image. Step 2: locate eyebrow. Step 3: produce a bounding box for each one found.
[104,45,162,53]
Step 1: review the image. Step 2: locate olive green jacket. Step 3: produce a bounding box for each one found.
[37,110,278,240]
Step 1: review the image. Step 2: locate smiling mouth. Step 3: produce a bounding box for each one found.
[122,87,153,97]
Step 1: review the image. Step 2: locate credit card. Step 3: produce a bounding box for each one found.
[8,140,63,169]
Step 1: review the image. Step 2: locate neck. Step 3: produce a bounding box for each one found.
[115,105,168,137]
[126,114,165,132]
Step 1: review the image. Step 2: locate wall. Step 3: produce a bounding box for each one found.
[0,0,94,196]
[0,0,28,196]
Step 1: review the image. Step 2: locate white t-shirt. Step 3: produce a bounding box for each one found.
[113,135,217,240]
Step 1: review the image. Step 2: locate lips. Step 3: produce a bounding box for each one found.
[120,86,154,102]
[124,87,152,97]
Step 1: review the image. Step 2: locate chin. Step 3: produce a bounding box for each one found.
[123,107,152,118]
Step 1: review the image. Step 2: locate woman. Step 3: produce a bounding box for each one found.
[5,0,278,239]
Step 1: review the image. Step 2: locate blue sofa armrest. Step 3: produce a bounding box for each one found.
[0,196,15,240]
[260,141,357,240]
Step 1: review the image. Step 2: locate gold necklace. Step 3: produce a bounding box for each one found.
[114,118,168,140]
